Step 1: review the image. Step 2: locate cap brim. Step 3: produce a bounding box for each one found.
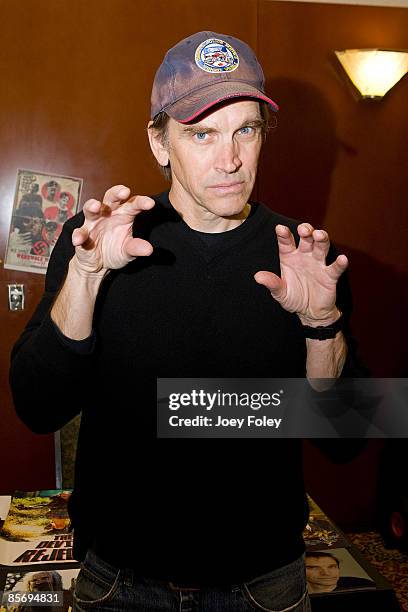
[165,81,279,123]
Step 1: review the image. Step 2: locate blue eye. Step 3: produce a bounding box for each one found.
[195,132,208,141]
[239,126,253,135]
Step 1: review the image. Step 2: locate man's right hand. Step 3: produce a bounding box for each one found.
[71,185,155,275]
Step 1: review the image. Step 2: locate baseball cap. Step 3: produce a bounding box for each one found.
[151,31,278,123]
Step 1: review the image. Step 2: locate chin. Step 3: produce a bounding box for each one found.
[209,194,249,216]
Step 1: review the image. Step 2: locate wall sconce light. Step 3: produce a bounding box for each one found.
[335,49,408,99]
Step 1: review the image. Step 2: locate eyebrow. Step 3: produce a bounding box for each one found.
[180,117,265,135]
[181,125,216,135]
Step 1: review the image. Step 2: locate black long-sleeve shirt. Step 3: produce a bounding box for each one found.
[9,191,361,585]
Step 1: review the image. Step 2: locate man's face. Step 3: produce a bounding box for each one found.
[46,182,58,200]
[44,223,57,242]
[28,572,52,591]
[166,100,264,224]
[31,218,43,237]
[306,556,340,591]
[59,194,69,209]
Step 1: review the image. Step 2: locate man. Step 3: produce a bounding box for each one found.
[8,210,45,259]
[44,192,74,225]
[42,220,60,250]
[19,183,43,216]
[305,552,374,593]
[43,180,60,202]
[10,571,65,612]
[10,31,356,611]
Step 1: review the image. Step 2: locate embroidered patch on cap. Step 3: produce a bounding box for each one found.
[195,38,239,73]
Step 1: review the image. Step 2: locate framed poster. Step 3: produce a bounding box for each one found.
[4,169,83,275]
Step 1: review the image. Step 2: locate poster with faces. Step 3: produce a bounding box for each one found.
[4,169,82,274]
[305,548,375,595]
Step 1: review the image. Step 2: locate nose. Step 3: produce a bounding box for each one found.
[215,141,242,174]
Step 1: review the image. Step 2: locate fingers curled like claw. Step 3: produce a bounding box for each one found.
[72,227,89,247]
[124,237,154,258]
[82,199,102,219]
[297,223,314,236]
[327,254,349,280]
[103,185,131,205]
[313,229,328,242]
[118,195,156,216]
[275,225,296,253]
[275,224,289,236]
[336,254,349,268]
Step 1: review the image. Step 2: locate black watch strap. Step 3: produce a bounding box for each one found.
[302,314,344,340]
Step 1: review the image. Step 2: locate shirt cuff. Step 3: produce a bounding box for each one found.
[52,320,96,354]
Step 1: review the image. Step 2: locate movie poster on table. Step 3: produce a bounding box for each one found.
[305,547,376,594]
[304,495,349,550]
[4,170,82,275]
[0,567,79,612]
[0,491,76,567]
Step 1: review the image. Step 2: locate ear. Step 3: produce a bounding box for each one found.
[147,121,170,167]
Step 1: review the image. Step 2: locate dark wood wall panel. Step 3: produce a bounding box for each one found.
[258,0,408,377]
[258,1,407,525]
[0,0,257,494]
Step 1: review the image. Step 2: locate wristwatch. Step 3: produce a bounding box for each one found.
[302,313,344,340]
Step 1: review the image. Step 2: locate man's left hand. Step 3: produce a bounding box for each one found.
[254,223,348,326]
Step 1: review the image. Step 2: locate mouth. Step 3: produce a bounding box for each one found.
[208,182,245,194]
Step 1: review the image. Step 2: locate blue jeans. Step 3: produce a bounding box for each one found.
[73,549,311,611]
